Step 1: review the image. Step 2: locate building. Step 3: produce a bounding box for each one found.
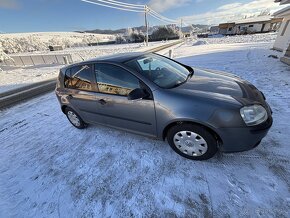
[218,23,235,35]
[274,0,290,65]
[209,26,219,34]
[218,16,282,35]
[274,0,290,4]
[234,16,282,34]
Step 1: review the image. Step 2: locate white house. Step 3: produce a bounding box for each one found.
[218,16,282,35]
[234,16,273,34]
[218,23,235,35]
[274,0,290,65]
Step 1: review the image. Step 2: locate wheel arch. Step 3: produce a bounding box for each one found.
[61,105,68,114]
[162,120,223,146]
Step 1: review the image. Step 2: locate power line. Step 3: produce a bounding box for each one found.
[80,0,189,29]
[86,0,144,9]
[105,0,144,7]
[148,8,178,23]
[80,0,144,12]
[148,12,178,24]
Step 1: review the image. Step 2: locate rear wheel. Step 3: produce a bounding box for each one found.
[167,124,217,160]
[65,107,87,129]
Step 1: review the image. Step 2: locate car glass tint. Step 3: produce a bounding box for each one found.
[125,54,188,89]
[95,64,140,96]
[64,69,71,88]
[66,65,93,91]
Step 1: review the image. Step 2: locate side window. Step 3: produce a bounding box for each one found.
[64,65,93,91]
[95,64,140,96]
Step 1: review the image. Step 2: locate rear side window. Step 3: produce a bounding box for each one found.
[95,63,140,96]
[64,64,93,91]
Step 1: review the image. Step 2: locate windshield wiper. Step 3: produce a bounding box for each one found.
[188,71,194,79]
[171,77,189,88]
[170,71,193,89]
[183,71,193,83]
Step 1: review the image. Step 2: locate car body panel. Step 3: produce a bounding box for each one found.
[55,52,273,153]
[89,92,157,137]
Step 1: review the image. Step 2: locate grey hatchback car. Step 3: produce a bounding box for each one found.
[55,52,272,160]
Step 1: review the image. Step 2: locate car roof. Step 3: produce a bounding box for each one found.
[61,52,149,72]
[87,52,146,63]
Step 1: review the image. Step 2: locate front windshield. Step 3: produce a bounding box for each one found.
[125,54,191,89]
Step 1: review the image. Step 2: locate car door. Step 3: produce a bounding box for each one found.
[93,63,157,137]
[64,64,104,124]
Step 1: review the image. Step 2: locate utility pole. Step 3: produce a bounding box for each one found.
[144,5,149,46]
[180,18,183,38]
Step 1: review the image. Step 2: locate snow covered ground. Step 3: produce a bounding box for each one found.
[203,32,277,44]
[0,35,290,217]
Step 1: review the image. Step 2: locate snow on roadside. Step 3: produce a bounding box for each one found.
[0,65,59,93]
[204,32,277,44]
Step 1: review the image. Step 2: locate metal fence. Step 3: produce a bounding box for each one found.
[0,54,73,67]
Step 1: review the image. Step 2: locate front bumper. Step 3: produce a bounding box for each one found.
[217,115,273,153]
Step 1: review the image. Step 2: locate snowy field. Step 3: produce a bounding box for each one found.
[0,32,115,54]
[0,35,290,217]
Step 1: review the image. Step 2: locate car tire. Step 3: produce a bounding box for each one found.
[167,123,217,160]
[65,107,87,129]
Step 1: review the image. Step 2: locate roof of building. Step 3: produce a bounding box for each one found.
[234,16,272,25]
[275,0,290,5]
[218,23,235,28]
[273,5,290,17]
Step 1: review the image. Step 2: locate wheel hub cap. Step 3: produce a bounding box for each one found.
[67,111,80,127]
[173,131,208,156]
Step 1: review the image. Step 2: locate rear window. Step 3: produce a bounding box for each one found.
[64,64,94,91]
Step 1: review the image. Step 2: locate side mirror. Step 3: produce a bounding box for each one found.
[128,88,149,100]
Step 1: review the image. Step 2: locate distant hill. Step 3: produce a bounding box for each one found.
[82,29,127,34]
[84,24,210,35]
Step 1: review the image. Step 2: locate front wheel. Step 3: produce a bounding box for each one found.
[167,124,218,160]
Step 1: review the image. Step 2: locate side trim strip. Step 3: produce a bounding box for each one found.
[80,109,152,125]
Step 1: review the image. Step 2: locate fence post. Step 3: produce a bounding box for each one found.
[63,56,69,65]
[42,55,46,64]
[30,56,35,66]
[19,56,25,66]
[169,49,174,59]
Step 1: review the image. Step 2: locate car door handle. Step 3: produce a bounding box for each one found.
[98,99,107,105]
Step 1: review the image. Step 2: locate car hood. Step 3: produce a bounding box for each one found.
[173,68,263,103]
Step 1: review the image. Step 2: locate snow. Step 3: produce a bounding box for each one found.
[203,32,277,44]
[0,46,11,62]
[192,40,208,46]
[0,65,60,93]
[0,32,115,54]
[0,34,290,217]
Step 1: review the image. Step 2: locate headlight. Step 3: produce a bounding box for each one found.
[240,105,268,126]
